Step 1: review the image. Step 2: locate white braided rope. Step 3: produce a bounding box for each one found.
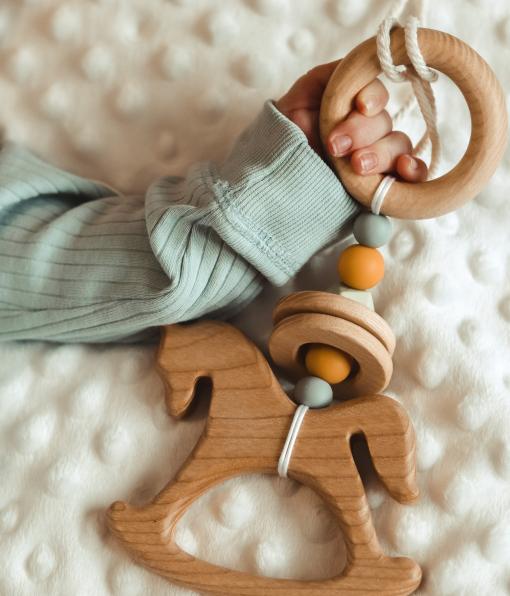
[377,17,408,83]
[377,17,441,175]
[408,69,440,172]
[404,16,438,82]
[371,0,441,214]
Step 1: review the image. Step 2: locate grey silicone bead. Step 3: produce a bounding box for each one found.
[293,376,333,409]
[353,212,392,248]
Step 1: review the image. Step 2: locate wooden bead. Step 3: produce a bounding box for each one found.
[338,284,374,310]
[294,376,333,408]
[270,311,394,399]
[337,244,384,290]
[353,213,392,248]
[305,343,353,384]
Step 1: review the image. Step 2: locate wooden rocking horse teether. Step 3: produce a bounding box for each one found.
[107,25,507,596]
[108,313,421,595]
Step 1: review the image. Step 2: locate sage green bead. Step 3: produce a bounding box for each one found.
[353,213,392,248]
[293,376,333,409]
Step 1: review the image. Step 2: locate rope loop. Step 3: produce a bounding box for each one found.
[377,17,408,83]
[371,2,441,214]
[404,16,438,83]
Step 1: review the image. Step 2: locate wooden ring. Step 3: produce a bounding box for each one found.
[319,27,508,219]
[273,291,396,355]
[269,312,393,398]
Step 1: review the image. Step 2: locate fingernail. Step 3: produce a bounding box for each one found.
[361,95,378,113]
[330,134,352,157]
[406,155,418,170]
[359,152,378,172]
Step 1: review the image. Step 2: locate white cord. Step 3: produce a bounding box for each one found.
[370,0,441,215]
[277,405,309,478]
[371,175,396,215]
[404,16,437,82]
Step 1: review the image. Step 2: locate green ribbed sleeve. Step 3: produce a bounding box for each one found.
[0,100,359,342]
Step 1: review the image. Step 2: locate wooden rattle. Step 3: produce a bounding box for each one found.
[107,26,507,596]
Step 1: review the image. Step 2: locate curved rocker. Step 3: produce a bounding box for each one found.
[107,308,421,596]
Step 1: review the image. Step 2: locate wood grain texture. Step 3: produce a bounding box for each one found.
[273,291,396,355]
[270,292,395,399]
[320,27,508,219]
[107,315,420,595]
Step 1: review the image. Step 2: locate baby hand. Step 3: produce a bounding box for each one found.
[275,60,428,182]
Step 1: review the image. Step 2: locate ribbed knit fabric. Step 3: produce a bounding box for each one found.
[0,100,359,343]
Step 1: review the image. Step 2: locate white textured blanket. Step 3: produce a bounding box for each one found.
[1,1,509,595]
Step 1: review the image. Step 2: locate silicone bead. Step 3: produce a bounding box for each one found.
[338,284,375,310]
[293,376,333,408]
[337,244,384,290]
[305,344,353,384]
[353,212,392,248]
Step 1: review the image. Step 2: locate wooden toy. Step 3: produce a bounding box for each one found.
[108,313,421,596]
[107,25,507,596]
[320,27,507,219]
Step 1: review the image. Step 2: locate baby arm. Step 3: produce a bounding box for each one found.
[0,143,267,343]
[0,62,422,343]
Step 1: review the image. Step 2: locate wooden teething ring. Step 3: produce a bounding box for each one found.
[319,27,508,219]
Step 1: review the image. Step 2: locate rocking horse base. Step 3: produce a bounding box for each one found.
[108,499,421,596]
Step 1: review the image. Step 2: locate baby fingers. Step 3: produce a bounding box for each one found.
[355,78,390,117]
[327,109,392,157]
[350,131,427,181]
[395,154,428,182]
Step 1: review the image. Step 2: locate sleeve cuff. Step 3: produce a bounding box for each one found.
[205,99,361,285]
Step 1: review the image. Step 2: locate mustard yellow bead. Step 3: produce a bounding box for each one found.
[305,344,353,384]
[337,244,384,290]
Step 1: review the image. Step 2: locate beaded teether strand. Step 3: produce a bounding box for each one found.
[278,0,442,482]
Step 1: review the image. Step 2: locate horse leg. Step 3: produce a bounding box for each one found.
[288,408,422,596]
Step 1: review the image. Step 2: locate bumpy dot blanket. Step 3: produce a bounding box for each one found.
[1,1,509,594]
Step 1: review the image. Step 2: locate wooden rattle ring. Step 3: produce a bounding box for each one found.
[319,27,508,219]
[273,291,396,355]
[269,312,393,398]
